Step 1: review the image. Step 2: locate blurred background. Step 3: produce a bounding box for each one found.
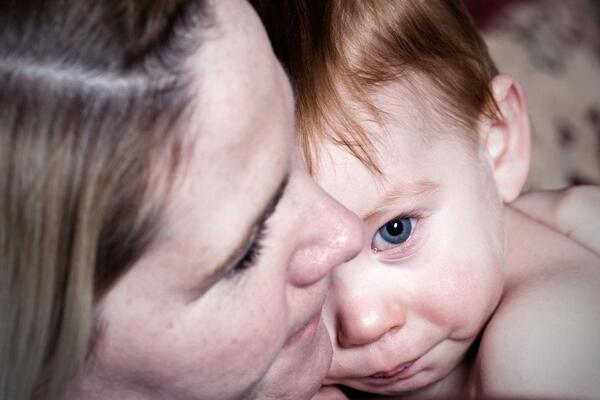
[464,0,600,190]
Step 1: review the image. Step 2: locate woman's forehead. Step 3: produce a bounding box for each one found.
[151,0,293,282]
[184,0,290,155]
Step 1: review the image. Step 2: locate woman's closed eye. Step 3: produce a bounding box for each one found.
[231,222,267,274]
[371,216,416,253]
[230,174,289,276]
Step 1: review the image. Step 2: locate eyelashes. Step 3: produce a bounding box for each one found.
[230,174,289,275]
[232,222,267,273]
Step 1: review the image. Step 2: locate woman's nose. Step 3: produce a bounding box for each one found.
[287,178,363,287]
[335,289,406,348]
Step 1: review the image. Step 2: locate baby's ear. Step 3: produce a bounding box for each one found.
[483,75,531,203]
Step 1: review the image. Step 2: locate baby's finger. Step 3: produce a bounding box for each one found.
[311,385,349,400]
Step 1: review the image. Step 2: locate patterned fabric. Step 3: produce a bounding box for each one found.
[480,0,600,189]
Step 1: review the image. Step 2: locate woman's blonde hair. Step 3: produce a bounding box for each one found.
[252,0,499,174]
[0,1,211,399]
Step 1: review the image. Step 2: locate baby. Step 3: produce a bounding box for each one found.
[252,0,600,398]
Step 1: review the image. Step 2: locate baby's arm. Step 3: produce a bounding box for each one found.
[512,185,600,256]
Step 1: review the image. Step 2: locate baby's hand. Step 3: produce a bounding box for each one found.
[311,385,349,400]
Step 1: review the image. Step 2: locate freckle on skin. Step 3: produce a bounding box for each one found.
[557,122,575,148]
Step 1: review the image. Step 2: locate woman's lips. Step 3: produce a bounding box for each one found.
[368,359,416,381]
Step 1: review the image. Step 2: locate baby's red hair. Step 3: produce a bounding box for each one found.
[253,0,500,174]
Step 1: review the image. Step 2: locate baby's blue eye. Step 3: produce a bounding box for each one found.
[372,217,414,252]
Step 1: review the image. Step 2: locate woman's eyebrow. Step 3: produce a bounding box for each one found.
[194,173,290,293]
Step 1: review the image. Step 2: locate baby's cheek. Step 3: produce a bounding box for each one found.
[417,260,503,339]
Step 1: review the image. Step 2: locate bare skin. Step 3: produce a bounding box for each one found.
[315,192,600,400]
[309,75,600,399]
[476,200,600,399]
[513,186,600,256]
[314,182,600,400]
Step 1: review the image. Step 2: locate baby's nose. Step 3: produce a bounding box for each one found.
[335,293,406,348]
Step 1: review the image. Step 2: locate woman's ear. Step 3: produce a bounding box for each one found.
[483,74,531,203]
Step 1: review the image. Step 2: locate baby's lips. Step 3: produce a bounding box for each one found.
[311,385,349,400]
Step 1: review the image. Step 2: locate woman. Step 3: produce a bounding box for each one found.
[0,0,362,399]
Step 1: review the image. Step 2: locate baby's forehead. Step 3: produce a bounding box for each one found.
[346,75,440,125]
[312,133,436,217]
[318,77,454,146]
[309,86,442,165]
[301,73,478,194]
[311,144,385,217]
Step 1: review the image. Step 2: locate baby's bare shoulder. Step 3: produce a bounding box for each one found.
[477,260,600,399]
[513,185,600,255]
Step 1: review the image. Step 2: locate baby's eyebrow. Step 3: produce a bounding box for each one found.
[364,180,440,220]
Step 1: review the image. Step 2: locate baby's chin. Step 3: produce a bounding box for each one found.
[330,357,464,397]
